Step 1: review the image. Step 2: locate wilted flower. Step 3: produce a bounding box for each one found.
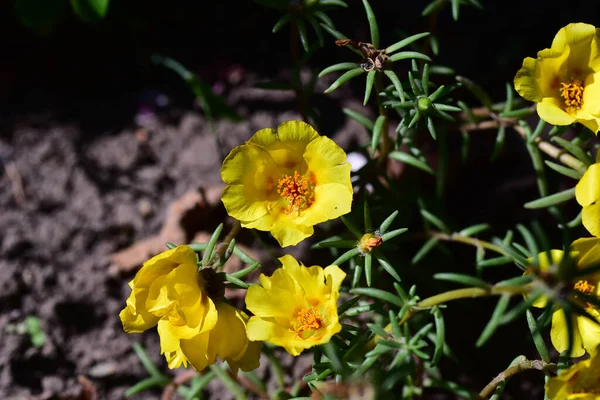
[576,152,600,237]
[357,232,383,254]
[527,243,600,357]
[120,245,260,373]
[546,348,600,399]
[245,254,346,356]
[220,120,353,247]
[514,23,600,133]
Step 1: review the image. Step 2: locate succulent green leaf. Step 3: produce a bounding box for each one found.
[379,210,399,233]
[70,0,109,23]
[433,273,490,288]
[362,0,379,48]
[272,13,291,33]
[388,151,434,174]
[476,295,510,347]
[343,108,375,130]
[385,32,431,54]
[527,310,551,362]
[376,256,402,281]
[523,188,576,209]
[383,70,406,102]
[371,115,387,155]
[324,68,364,93]
[551,136,594,167]
[319,62,361,78]
[379,228,408,242]
[420,209,450,233]
[498,108,535,118]
[364,71,376,105]
[459,223,490,237]
[318,0,348,8]
[412,237,440,264]
[545,161,584,179]
[389,51,432,63]
[422,0,445,16]
[350,287,404,308]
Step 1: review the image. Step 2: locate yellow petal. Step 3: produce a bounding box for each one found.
[157,318,186,355]
[280,256,324,297]
[578,118,600,134]
[119,245,198,332]
[571,237,600,269]
[582,202,600,238]
[576,164,600,207]
[164,347,190,369]
[545,358,589,399]
[305,137,352,185]
[246,317,281,342]
[228,339,262,375]
[537,98,576,126]
[536,47,571,97]
[179,331,211,371]
[119,301,159,333]
[221,184,270,225]
[246,278,300,319]
[207,303,250,363]
[514,57,544,102]
[269,219,314,248]
[578,308,600,355]
[146,263,218,334]
[551,23,597,53]
[324,265,346,299]
[275,120,320,143]
[299,183,353,227]
[550,309,585,357]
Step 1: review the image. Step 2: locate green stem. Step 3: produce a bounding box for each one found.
[513,124,586,172]
[429,231,507,256]
[400,285,529,325]
[369,284,530,349]
[479,359,556,399]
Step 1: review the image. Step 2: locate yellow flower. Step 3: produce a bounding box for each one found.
[220,120,353,248]
[546,349,600,399]
[245,254,346,356]
[514,23,600,133]
[527,246,600,357]
[120,246,260,373]
[164,302,262,375]
[576,152,600,237]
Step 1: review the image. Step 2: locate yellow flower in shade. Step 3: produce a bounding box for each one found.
[120,245,260,373]
[576,152,600,237]
[220,120,353,248]
[546,349,600,399]
[527,245,600,357]
[514,23,600,133]
[244,254,346,356]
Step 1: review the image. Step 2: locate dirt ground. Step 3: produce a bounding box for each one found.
[0,72,374,399]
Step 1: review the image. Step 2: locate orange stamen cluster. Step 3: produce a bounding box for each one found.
[560,79,584,109]
[295,308,323,333]
[277,171,314,211]
[574,279,596,295]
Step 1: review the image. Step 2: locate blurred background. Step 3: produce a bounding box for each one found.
[1,0,598,399]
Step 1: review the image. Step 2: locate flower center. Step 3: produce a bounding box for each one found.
[277,171,314,211]
[560,79,584,110]
[295,307,323,334]
[574,280,596,295]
